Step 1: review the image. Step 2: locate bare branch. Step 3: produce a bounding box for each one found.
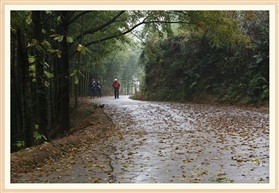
[75,11,126,41]
[68,11,92,25]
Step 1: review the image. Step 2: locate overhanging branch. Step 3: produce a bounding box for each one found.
[70,19,190,58]
[75,11,126,42]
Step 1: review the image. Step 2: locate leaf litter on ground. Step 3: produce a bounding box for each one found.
[11,98,119,183]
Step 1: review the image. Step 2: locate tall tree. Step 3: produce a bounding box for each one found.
[17,26,34,147]
[32,11,48,139]
[56,11,71,132]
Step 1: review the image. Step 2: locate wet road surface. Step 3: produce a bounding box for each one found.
[96,95,269,183]
[13,95,270,184]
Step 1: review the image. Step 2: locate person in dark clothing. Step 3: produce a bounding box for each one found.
[96,80,102,98]
[89,79,97,99]
[112,79,120,99]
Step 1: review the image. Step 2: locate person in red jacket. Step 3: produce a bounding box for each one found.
[112,79,120,99]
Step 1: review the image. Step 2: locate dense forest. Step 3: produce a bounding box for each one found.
[140,11,269,105]
[11,10,269,152]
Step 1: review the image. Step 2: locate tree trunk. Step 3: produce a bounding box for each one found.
[11,32,24,151]
[32,11,48,140]
[57,12,70,133]
[17,27,34,147]
[75,15,84,108]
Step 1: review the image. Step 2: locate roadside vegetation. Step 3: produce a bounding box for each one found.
[138,11,269,107]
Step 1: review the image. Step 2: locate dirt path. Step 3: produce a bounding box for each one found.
[13,96,269,184]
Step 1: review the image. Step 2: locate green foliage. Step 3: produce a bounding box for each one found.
[44,71,54,79]
[33,124,47,143]
[74,76,79,85]
[76,44,91,55]
[70,69,78,77]
[28,56,36,64]
[247,74,269,103]
[141,11,269,105]
[28,63,54,83]
[33,130,47,142]
[53,34,64,42]
[16,140,25,148]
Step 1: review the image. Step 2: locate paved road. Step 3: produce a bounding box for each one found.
[95,95,269,183]
[14,95,270,184]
